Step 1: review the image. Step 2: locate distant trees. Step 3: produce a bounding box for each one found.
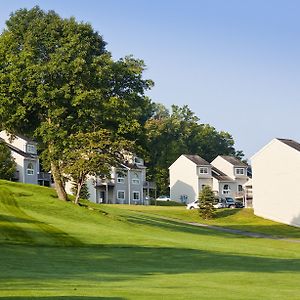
[145,104,243,194]
[198,186,216,219]
[0,142,16,180]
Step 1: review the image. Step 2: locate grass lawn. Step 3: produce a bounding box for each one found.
[119,204,300,239]
[0,180,300,299]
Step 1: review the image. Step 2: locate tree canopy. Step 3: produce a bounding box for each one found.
[0,7,153,200]
[145,104,243,194]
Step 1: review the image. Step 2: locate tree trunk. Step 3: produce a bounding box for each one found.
[74,181,83,205]
[51,161,68,201]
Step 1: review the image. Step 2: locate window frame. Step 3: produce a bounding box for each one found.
[235,168,245,175]
[132,172,140,185]
[222,184,231,195]
[133,191,140,201]
[117,190,125,200]
[27,162,34,176]
[199,167,209,175]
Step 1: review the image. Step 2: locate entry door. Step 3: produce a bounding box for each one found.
[99,191,105,203]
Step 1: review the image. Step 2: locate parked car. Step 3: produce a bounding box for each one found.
[186,200,199,210]
[156,195,171,201]
[213,201,225,209]
[234,200,244,208]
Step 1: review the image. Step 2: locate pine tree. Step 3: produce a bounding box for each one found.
[199,186,216,219]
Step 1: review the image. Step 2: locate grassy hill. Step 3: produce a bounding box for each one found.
[1,180,300,299]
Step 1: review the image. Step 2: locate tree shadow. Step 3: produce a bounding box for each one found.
[0,244,300,284]
[0,297,123,300]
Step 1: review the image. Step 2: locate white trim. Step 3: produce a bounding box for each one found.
[133,191,140,201]
[199,167,209,175]
[117,190,125,200]
[235,168,245,175]
[27,162,34,176]
[117,177,125,184]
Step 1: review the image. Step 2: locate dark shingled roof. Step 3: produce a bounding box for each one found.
[184,155,210,166]
[211,167,234,182]
[0,137,37,159]
[220,156,248,167]
[277,138,300,152]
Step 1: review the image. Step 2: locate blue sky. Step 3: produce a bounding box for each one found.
[1,0,300,159]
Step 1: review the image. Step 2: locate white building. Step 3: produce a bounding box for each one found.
[169,155,213,204]
[0,131,39,184]
[65,155,156,205]
[251,138,300,227]
[169,154,250,204]
[211,155,249,199]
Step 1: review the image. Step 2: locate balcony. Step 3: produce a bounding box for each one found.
[38,172,51,181]
[95,178,115,186]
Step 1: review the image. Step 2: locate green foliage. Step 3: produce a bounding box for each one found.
[145,104,243,194]
[0,7,153,200]
[0,142,16,180]
[63,130,131,204]
[71,182,90,200]
[198,186,216,219]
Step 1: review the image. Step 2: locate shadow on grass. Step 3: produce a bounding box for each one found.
[0,297,123,300]
[0,244,300,288]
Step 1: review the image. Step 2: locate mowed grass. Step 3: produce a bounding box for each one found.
[0,180,300,299]
[119,204,300,239]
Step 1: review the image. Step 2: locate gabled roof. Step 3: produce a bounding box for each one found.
[277,138,300,152]
[184,155,210,166]
[0,138,37,159]
[220,156,248,167]
[211,167,234,182]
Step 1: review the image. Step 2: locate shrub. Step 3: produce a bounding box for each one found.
[199,186,216,219]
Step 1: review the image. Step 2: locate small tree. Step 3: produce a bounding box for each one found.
[198,186,216,219]
[71,182,90,200]
[0,141,17,180]
[62,130,131,204]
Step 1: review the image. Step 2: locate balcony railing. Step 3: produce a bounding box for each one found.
[38,172,51,181]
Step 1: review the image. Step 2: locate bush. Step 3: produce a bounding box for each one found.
[199,186,216,219]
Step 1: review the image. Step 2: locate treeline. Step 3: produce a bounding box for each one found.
[144,104,243,194]
[0,7,242,200]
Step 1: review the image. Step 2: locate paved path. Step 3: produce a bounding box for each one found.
[146,214,300,243]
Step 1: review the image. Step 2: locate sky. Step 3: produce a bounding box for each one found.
[1,0,300,160]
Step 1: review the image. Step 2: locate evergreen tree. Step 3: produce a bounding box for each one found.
[0,141,16,180]
[198,186,216,219]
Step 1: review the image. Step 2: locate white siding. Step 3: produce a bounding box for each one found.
[211,156,235,179]
[252,139,300,227]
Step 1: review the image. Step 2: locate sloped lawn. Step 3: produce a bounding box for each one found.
[0,180,300,299]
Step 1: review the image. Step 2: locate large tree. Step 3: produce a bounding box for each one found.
[0,7,153,200]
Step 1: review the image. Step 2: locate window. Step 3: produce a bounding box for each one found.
[27,162,34,175]
[199,167,208,175]
[222,184,231,195]
[134,157,143,165]
[117,172,125,184]
[132,172,140,184]
[235,168,245,175]
[117,190,125,200]
[26,144,36,154]
[133,191,140,201]
[238,185,243,192]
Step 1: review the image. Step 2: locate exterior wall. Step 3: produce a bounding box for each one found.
[218,182,237,198]
[23,159,38,184]
[252,139,300,227]
[169,156,199,203]
[198,178,213,193]
[0,131,27,152]
[211,156,234,179]
[11,152,25,183]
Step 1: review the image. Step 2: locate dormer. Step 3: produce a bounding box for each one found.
[183,155,212,178]
[26,143,37,154]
